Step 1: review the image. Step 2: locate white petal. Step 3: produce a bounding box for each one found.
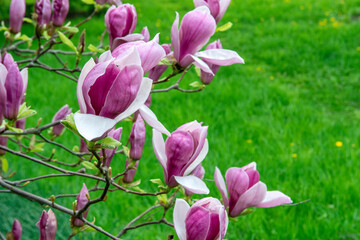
[173,199,190,240]
[190,55,214,75]
[114,77,152,122]
[214,167,229,207]
[113,46,142,69]
[74,113,117,141]
[152,129,167,171]
[175,175,210,195]
[99,50,114,63]
[184,139,209,175]
[0,64,8,85]
[139,105,170,136]
[20,68,28,93]
[77,58,96,113]
[255,191,292,208]
[195,49,245,66]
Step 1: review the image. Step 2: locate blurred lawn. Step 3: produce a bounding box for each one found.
[1,0,360,239]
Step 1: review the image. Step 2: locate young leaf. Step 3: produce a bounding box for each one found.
[1,157,9,173]
[216,22,233,32]
[82,161,98,172]
[100,136,121,149]
[58,31,78,54]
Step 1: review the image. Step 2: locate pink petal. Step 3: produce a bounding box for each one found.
[214,167,229,208]
[171,12,180,63]
[183,139,208,176]
[255,190,293,208]
[45,209,57,240]
[74,113,117,141]
[225,167,249,213]
[152,129,168,176]
[77,58,96,113]
[173,199,190,240]
[230,181,267,217]
[113,46,142,69]
[241,161,257,171]
[217,0,231,23]
[139,105,170,136]
[98,50,114,63]
[196,49,244,66]
[190,55,214,75]
[174,175,210,195]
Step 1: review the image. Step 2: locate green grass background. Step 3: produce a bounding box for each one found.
[1,0,360,239]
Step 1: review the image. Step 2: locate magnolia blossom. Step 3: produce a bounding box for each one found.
[214,162,293,217]
[0,53,28,121]
[105,4,137,49]
[36,209,57,240]
[148,44,171,82]
[74,183,90,227]
[35,0,52,27]
[171,7,244,76]
[9,0,26,33]
[52,0,69,26]
[173,198,228,240]
[51,104,72,136]
[152,120,209,194]
[185,164,205,196]
[75,47,169,142]
[193,0,231,23]
[10,219,22,240]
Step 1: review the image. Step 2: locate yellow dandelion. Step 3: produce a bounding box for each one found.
[256,66,262,72]
[290,142,295,147]
[330,17,336,22]
[319,19,327,26]
[332,21,339,28]
[270,76,274,80]
[292,153,297,158]
[335,141,343,147]
[246,139,253,144]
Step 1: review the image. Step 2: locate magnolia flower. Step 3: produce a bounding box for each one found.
[10,219,22,240]
[35,0,52,27]
[148,44,171,82]
[36,209,57,240]
[105,4,137,49]
[52,0,69,26]
[101,127,122,167]
[75,47,169,142]
[173,198,228,240]
[129,115,145,160]
[193,0,231,23]
[214,162,293,217]
[9,0,26,33]
[0,53,28,121]
[152,120,209,194]
[123,159,139,183]
[171,7,244,76]
[74,183,90,227]
[51,104,72,137]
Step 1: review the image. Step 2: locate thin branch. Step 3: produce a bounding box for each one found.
[1,120,61,136]
[118,219,173,236]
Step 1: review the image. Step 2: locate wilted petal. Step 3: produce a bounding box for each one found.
[255,190,292,208]
[74,113,117,141]
[175,175,209,195]
[173,199,190,240]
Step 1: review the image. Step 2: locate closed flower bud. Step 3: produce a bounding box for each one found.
[0,52,28,121]
[153,121,208,187]
[52,0,69,27]
[173,198,228,240]
[74,183,90,227]
[123,159,139,183]
[9,0,26,33]
[11,219,22,240]
[105,4,137,48]
[214,163,293,217]
[15,118,26,130]
[193,0,231,23]
[35,0,52,27]
[36,209,57,240]
[101,127,122,167]
[129,115,145,160]
[51,105,72,137]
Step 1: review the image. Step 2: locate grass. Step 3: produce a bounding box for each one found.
[1,0,360,239]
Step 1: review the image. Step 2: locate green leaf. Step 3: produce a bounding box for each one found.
[189,81,202,88]
[82,0,95,4]
[17,102,37,120]
[1,157,9,173]
[63,26,79,33]
[157,194,168,204]
[23,18,34,24]
[131,186,145,193]
[150,178,164,187]
[194,66,201,77]
[158,57,171,66]
[58,31,78,54]
[7,126,23,133]
[81,161,98,172]
[42,31,51,40]
[122,146,130,158]
[100,136,121,149]
[125,179,141,188]
[31,143,45,153]
[61,113,79,135]
[88,44,105,53]
[216,22,233,32]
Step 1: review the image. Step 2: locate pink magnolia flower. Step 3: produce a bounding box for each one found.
[152,120,209,194]
[171,7,244,76]
[214,162,293,217]
[11,219,22,240]
[0,53,28,121]
[105,4,137,49]
[9,0,26,33]
[173,197,228,240]
[74,183,90,227]
[148,43,171,82]
[185,164,205,196]
[75,47,169,142]
[51,0,69,27]
[193,0,231,23]
[123,159,139,183]
[36,209,57,240]
[51,104,72,137]
[35,0,52,27]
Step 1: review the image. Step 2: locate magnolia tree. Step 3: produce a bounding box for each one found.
[0,0,293,239]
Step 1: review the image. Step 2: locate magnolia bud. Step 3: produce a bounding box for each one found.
[9,0,26,33]
[51,105,72,137]
[123,159,139,183]
[74,183,90,227]
[35,0,52,27]
[52,0,69,26]
[11,219,22,240]
[36,209,57,240]
[129,115,145,160]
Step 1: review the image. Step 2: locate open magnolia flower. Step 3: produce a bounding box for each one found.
[193,0,231,23]
[75,47,169,141]
[171,6,244,75]
[214,162,292,217]
[152,120,209,194]
[174,198,228,240]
